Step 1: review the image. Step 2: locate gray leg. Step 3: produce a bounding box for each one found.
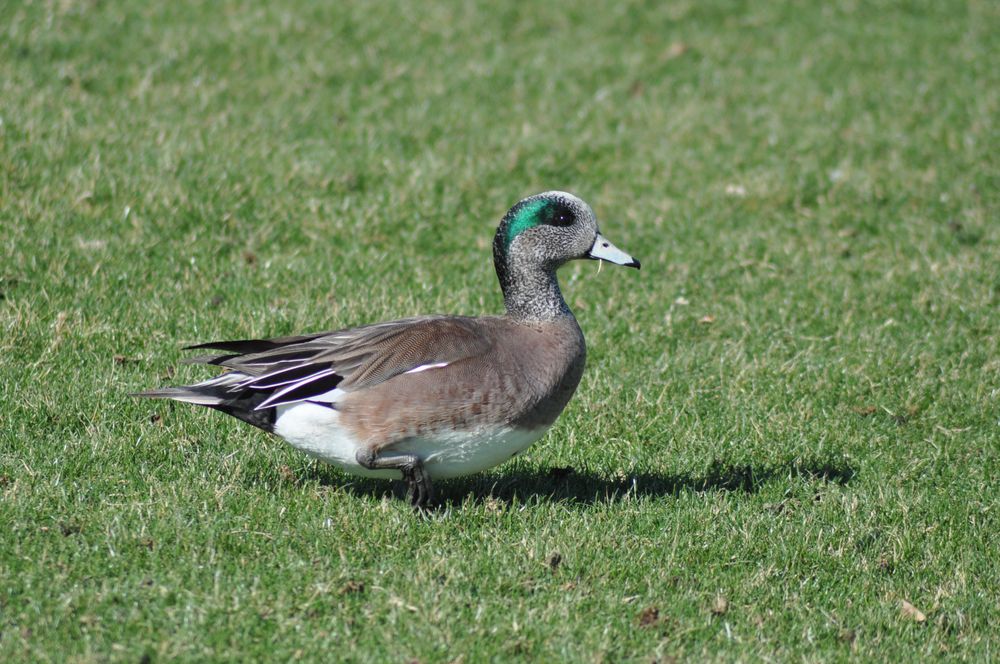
[356,449,434,509]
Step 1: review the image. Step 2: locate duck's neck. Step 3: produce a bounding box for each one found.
[496,256,573,322]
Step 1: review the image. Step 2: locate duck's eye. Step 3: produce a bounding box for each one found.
[545,203,576,227]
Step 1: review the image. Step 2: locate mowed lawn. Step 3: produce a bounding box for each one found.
[2,0,998,661]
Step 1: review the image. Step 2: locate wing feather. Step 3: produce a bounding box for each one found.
[168,315,495,410]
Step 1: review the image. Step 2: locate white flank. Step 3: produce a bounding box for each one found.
[273,402,548,480]
[395,426,547,479]
[403,362,450,375]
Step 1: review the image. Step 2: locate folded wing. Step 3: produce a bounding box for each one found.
[136,316,495,426]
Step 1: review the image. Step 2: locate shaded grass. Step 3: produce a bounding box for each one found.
[2,0,998,661]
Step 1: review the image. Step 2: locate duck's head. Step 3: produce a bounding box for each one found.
[493,191,640,272]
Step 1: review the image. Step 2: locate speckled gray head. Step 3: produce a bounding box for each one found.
[495,191,640,270]
[493,191,640,320]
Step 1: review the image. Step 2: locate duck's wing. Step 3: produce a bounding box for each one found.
[136,315,495,414]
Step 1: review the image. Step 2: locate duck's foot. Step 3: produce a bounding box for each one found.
[356,449,434,511]
[403,462,434,510]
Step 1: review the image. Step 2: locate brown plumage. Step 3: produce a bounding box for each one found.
[136,191,640,508]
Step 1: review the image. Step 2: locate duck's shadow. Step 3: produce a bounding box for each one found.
[304,457,856,508]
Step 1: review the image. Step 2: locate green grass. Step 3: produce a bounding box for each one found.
[2,0,998,660]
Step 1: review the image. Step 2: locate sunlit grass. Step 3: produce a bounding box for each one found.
[1,0,998,661]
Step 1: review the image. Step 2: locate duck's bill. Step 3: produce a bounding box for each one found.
[586,233,641,269]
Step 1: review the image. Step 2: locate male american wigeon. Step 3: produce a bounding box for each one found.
[137,191,639,508]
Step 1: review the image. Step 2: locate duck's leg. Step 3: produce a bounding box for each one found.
[355,449,434,509]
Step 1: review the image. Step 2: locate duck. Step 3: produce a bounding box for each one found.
[136,191,640,508]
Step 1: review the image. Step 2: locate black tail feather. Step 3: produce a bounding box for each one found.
[184,332,326,355]
[135,381,278,433]
[206,391,277,433]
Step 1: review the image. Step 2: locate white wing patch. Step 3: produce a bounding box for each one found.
[403,362,450,375]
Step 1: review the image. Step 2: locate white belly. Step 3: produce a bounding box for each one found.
[273,402,548,480]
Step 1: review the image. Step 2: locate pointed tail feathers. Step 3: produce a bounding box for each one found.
[131,387,226,405]
[133,372,278,432]
[132,372,246,405]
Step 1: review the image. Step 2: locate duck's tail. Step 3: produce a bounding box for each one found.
[133,373,278,432]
